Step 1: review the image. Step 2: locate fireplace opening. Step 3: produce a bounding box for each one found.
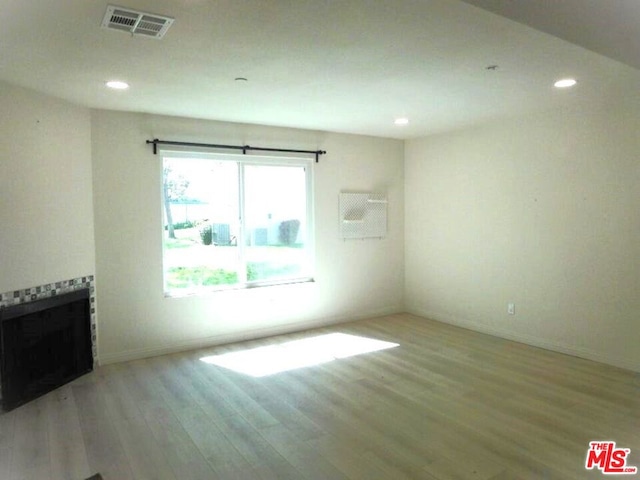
[0,288,93,411]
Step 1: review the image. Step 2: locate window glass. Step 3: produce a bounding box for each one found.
[244,164,309,283]
[162,154,312,295]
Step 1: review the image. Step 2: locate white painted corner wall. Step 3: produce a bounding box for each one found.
[0,81,95,293]
[405,100,640,372]
[91,110,405,363]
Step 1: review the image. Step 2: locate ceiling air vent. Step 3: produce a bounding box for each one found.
[101,5,174,39]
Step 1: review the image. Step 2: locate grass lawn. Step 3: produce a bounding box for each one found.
[163,230,306,290]
[166,266,238,288]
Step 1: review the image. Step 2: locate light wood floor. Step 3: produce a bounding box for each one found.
[1,313,638,480]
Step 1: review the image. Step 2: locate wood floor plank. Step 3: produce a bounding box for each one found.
[101,368,178,480]
[307,434,415,480]
[188,354,282,430]
[258,423,351,480]
[0,446,12,480]
[139,401,217,480]
[220,364,324,442]
[165,356,239,422]
[44,386,92,480]
[0,407,16,448]
[0,405,16,480]
[72,382,136,480]
[211,412,303,480]
[173,404,261,479]
[270,367,437,476]
[9,397,50,480]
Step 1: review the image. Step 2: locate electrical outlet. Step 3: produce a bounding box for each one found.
[508,303,515,315]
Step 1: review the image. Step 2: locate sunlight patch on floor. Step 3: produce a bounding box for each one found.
[200,333,399,377]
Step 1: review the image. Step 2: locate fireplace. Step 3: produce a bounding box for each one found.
[0,288,93,411]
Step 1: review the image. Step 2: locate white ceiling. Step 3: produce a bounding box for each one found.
[1,0,638,139]
[461,0,640,72]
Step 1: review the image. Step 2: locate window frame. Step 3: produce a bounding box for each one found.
[160,149,315,296]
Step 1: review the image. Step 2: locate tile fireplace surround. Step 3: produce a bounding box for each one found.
[0,275,97,370]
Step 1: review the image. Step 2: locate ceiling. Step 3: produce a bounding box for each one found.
[1,0,638,139]
[460,0,640,72]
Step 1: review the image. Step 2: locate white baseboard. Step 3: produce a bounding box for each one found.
[406,305,639,373]
[97,304,403,365]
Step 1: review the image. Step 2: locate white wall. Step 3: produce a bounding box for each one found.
[91,110,404,363]
[0,81,95,293]
[405,100,640,372]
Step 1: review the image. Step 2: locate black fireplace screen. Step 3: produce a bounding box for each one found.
[0,288,93,411]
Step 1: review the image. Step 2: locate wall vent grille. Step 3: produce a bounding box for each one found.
[101,5,174,39]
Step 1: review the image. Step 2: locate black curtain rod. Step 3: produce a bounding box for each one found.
[146,138,326,163]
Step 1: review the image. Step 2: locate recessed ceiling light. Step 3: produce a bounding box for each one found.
[554,78,577,88]
[394,118,409,126]
[105,80,129,90]
[234,77,248,82]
